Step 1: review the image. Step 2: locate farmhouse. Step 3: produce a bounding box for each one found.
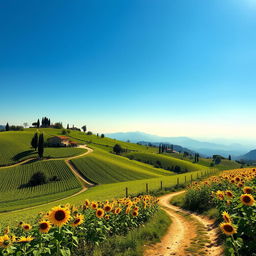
[47,136,77,147]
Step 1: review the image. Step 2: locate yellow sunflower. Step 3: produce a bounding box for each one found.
[17,236,34,243]
[222,211,232,223]
[71,214,84,227]
[48,206,71,226]
[225,190,233,198]
[3,226,9,235]
[243,186,253,194]
[240,194,255,206]
[219,223,237,236]
[104,204,112,212]
[114,207,122,214]
[0,235,12,248]
[216,190,224,200]
[132,210,139,217]
[91,202,98,210]
[22,224,32,231]
[96,208,105,218]
[125,207,131,214]
[39,220,51,233]
[105,215,110,220]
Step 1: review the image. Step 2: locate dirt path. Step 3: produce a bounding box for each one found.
[144,191,223,256]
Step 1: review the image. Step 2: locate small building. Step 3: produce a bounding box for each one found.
[47,136,71,147]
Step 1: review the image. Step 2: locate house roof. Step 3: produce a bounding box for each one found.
[48,136,70,141]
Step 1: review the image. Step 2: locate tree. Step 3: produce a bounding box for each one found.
[228,155,232,161]
[67,124,69,129]
[81,125,87,132]
[113,144,123,155]
[101,134,105,138]
[28,172,47,186]
[38,133,44,158]
[31,133,38,151]
[37,119,40,128]
[23,122,28,128]
[87,131,93,135]
[5,123,9,131]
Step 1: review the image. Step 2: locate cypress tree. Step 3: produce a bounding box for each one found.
[38,133,44,158]
[31,133,38,151]
[37,119,40,128]
[5,123,9,131]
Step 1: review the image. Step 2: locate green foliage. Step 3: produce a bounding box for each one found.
[38,133,44,158]
[30,132,38,151]
[113,144,123,155]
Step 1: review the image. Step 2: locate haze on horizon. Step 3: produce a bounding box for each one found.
[1,0,256,143]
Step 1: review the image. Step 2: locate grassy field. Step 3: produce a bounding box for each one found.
[125,152,207,172]
[71,149,172,184]
[0,168,216,226]
[0,160,82,212]
[0,130,87,165]
[164,152,242,170]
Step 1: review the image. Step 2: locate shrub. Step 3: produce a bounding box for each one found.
[28,172,47,186]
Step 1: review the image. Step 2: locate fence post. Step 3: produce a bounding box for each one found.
[125,187,128,198]
[160,181,163,190]
[146,183,148,194]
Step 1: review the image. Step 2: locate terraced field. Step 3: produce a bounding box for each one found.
[0,160,82,212]
[125,152,206,172]
[71,148,171,184]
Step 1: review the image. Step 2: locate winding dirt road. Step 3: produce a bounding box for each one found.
[144,191,223,256]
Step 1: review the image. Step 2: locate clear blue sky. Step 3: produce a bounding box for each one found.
[1,0,256,139]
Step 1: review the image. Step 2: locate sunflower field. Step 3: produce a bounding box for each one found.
[184,168,256,256]
[0,195,158,256]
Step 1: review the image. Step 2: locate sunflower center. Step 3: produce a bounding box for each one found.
[40,223,48,230]
[55,210,66,221]
[224,225,233,233]
[243,196,251,203]
[74,218,80,224]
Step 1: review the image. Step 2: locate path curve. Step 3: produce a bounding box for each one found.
[144,191,223,256]
[0,145,95,215]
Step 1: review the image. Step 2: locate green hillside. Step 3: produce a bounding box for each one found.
[71,148,172,184]
[125,152,207,173]
[163,152,242,170]
[0,160,82,212]
[0,130,86,166]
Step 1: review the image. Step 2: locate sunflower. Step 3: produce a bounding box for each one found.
[0,235,12,248]
[84,199,90,208]
[105,215,110,220]
[71,214,84,227]
[219,223,237,236]
[39,220,51,233]
[96,208,105,218]
[243,186,253,194]
[3,226,9,235]
[91,202,98,210]
[114,207,122,214]
[104,204,112,212]
[48,206,71,226]
[222,211,232,223]
[216,191,224,200]
[133,206,139,211]
[132,210,139,217]
[240,194,255,206]
[125,207,131,214]
[17,236,34,243]
[225,190,233,198]
[22,224,32,231]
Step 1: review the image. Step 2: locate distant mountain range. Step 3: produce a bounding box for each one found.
[106,131,252,157]
[238,150,256,162]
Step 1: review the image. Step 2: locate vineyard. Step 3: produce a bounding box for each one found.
[125,152,206,172]
[71,148,172,184]
[0,160,82,212]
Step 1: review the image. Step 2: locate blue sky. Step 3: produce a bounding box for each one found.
[1,0,256,140]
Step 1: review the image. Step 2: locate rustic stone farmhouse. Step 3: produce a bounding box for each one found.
[47,136,77,147]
